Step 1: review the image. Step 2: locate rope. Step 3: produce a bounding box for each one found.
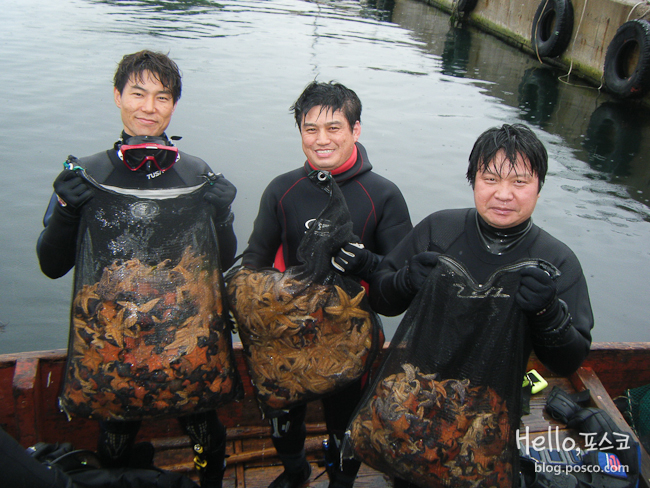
[558,0,603,91]
[533,0,552,64]
[627,0,650,22]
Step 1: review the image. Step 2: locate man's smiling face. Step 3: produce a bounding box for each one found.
[299,106,360,171]
[114,70,176,137]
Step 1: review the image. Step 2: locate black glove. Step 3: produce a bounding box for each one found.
[407,252,439,291]
[517,266,573,343]
[53,169,93,211]
[394,252,439,296]
[204,174,236,220]
[567,407,620,443]
[331,242,380,280]
[515,266,558,316]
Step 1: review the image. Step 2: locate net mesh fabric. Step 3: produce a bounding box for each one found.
[625,384,650,454]
[227,171,384,416]
[60,175,241,421]
[345,257,559,488]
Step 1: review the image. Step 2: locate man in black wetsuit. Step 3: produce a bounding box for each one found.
[361,123,593,488]
[241,81,413,488]
[36,50,237,488]
[368,123,592,375]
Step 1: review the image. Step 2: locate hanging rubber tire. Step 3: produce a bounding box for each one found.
[583,101,641,175]
[456,0,478,16]
[441,26,472,77]
[531,0,574,58]
[517,67,559,128]
[603,19,650,98]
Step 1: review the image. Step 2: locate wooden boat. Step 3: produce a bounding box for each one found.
[1,342,649,487]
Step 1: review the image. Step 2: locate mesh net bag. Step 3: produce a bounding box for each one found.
[226,170,384,415]
[344,256,560,488]
[624,383,650,454]
[59,171,242,421]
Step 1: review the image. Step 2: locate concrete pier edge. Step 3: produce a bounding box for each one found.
[419,0,650,100]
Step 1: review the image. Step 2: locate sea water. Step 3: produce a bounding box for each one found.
[1,0,649,353]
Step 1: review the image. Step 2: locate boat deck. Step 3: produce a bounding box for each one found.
[153,422,392,487]
[154,366,650,487]
[2,344,649,487]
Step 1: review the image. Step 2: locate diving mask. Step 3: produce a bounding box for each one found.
[118,136,180,172]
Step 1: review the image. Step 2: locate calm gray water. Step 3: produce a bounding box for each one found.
[1,0,649,354]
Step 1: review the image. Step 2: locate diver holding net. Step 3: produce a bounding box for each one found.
[36,51,240,488]
[227,170,384,417]
[342,124,595,488]
[230,81,413,488]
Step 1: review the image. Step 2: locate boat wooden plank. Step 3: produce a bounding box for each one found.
[0,348,66,363]
[159,432,393,487]
[223,461,392,488]
[581,343,650,398]
[520,366,650,488]
[572,367,650,488]
[522,377,571,426]
[519,373,587,458]
[524,342,650,399]
[161,432,327,474]
[12,356,42,447]
[0,363,17,438]
[233,438,245,488]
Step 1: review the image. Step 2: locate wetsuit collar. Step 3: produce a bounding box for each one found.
[475,212,533,255]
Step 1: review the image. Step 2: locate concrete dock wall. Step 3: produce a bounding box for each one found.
[421,0,650,89]
[389,0,650,212]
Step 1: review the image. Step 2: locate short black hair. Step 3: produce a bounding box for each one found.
[290,81,361,131]
[466,123,548,191]
[113,50,182,103]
